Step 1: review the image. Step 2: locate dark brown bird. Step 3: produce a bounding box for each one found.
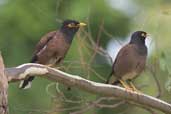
[19,20,86,89]
[106,31,148,91]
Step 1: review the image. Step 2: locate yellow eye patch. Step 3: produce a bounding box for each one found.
[67,23,77,28]
[141,33,146,37]
[67,22,86,28]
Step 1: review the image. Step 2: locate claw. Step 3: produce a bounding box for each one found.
[119,79,133,92]
[47,64,53,67]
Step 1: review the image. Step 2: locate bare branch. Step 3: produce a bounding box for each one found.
[147,63,162,98]
[0,53,8,114]
[5,63,171,114]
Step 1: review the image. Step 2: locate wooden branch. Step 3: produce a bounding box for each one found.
[0,53,8,114]
[5,63,171,114]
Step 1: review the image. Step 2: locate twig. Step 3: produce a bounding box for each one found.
[147,63,161,98]
[70,97,124,114]
[130,102,157,114]
[82,30,113,64]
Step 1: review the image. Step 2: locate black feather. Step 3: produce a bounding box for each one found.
[19,56,37,89]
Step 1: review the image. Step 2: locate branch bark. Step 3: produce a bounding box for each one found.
[5,63,171,114]
[0,53,8,114]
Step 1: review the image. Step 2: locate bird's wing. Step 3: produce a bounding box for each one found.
[32,30,70,65]
[112,44,145,79]
[113,44,146,78]
[34,31,57,55]
[31,31,57,63]
[107,44,131,83]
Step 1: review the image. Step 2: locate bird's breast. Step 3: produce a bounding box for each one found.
[121,71,138,81]
[36,34,71,65]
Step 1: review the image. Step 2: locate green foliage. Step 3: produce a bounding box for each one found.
[0,0,171,114]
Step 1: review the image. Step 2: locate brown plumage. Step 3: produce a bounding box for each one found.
[32,31,70,65]
[106,31,148,91]
[19,20,86,89]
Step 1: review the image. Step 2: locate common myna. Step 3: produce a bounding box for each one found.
[19,20,86,89]
[106,31,148,91]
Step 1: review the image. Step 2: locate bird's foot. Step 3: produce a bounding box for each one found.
[119,79,134,92]
[125,86,134,93]
[47,64,53,67]
[46,64,62,69]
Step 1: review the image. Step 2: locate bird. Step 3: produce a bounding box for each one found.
[19,20,86,89]
[106,31,148,92]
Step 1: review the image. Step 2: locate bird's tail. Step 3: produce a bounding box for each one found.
[19,56,37,89]
[19,76,35,89]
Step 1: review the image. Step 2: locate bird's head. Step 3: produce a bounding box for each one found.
[130,31,148,45]
[60,20,86,42]
[61,20,86,33]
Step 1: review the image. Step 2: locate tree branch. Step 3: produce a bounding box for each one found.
[0,53,8,114]
[5,63,171,114]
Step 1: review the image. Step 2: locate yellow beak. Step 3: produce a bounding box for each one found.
[146,34,150,37]
[145,33,150,38]
[78,22,86,27]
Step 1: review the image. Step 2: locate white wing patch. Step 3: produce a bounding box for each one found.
[19,80,32,89]
[37,45,47,56]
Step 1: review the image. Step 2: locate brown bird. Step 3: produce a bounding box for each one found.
[106,31,148,91]
[19,20,86,89]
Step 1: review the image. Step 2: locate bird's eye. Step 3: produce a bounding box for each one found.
[141,33,146,37]
[67,23,75,28]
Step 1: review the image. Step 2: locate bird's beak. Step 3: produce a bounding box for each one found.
[146,34,150,38]
[78,22,87,27]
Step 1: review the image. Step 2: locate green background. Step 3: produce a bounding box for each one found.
[0,0,171,114]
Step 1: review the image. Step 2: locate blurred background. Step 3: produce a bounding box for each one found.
[0,0,171,114]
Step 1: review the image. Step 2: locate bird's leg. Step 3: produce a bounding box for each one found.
[46,64,61,69]
[128,81,141,93]
[119,79,133,91]
[56,66,63,70]
[46,64,54,67]
[47,64,62,70]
